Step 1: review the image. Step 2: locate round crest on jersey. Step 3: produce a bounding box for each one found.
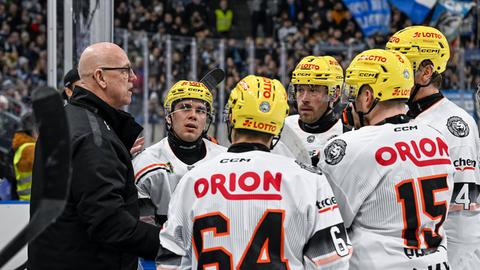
[324,139,347,165]
[446,116,470,137]
[386,26,450,74]
[164,80,213,113]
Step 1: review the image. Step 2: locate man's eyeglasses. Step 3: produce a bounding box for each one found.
[99,66,135,79]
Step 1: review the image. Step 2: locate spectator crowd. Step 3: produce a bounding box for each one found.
[1,0,478,119]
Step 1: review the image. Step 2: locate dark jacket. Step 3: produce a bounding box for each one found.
[29,86,160,270]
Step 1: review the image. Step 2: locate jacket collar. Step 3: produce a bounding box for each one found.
[69,86,143,151]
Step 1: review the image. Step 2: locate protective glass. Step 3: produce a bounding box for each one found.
[288,84,332,102]
[171,99,211,119]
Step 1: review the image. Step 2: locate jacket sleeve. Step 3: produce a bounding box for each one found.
[71,133,160,259]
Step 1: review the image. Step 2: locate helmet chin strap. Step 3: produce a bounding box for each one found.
[353,98,379,128]
[408,71,441,107]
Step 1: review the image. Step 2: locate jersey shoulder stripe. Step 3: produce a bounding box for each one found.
[134,162,173,183]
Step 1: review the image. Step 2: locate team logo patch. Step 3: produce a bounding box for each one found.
[307,135,315,143]
[324,139,347,165]
[447,116,469,137]
[259,101,271,113]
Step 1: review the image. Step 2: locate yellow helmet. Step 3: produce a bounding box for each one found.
[386,26,450,73]
[291,55,344,98]
[164,80,213,113]
[226,75,289,136]
[344,49,414,102]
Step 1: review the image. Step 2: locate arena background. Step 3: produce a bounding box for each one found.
[1,0,479,147]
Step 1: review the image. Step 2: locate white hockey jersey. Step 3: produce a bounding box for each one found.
[318,121,455,270]
[278,114,344,164]
[133,137,226,224]
[414,98,480,269]
[159,150,351,270]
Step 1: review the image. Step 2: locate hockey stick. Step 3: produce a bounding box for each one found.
[199,68,225,91]
[278,124,311,164]
[0,87,71,268]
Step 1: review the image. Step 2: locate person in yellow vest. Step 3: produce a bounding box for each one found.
[215,0,233,38]
[12,112,37,200]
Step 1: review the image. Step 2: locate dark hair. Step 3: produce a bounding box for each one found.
[19,112,36,136]
[419,60,442,89]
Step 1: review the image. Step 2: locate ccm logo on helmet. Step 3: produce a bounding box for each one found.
[298,63,320,70]
[413,32,443,39]
[375,137,451,167]
[420,48,440,54]
[358,55,387,62]
[359,72,376,78]
[242,119,277,132]
[194,171,282,200]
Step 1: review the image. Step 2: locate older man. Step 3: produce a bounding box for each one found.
[29,42,160,270]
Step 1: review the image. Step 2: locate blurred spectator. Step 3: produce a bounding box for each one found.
[63,68,81,100]
[12,112,37,201]
[214,0,234,38]
[3,0,478,129]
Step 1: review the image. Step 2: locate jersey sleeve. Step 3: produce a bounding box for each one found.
[449,143,480,205]
[134,160,173,224]
[303,175,351,270]
[158,174,192,267]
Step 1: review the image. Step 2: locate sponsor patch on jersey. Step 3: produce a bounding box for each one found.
[324,139,347,165]
[307,135,315,143]
[447,116,469,137]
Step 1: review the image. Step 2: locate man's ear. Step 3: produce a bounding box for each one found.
[166,114,172,125]
[418,64,434,84]
[94,69,107,89]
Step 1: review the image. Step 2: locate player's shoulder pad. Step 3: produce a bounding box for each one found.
[295,160,323,175]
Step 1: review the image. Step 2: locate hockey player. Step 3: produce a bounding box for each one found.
[132,80,225,226]
[277,55,349,166]
[387,26,480,269]
[318,49,455,270]
[157,75,351,270]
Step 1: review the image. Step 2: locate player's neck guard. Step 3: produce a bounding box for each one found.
[298,110,338,134]
[228,142,270,153]
[167,128,206,165]
[375,114,411,126]
[407,92,444,119]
